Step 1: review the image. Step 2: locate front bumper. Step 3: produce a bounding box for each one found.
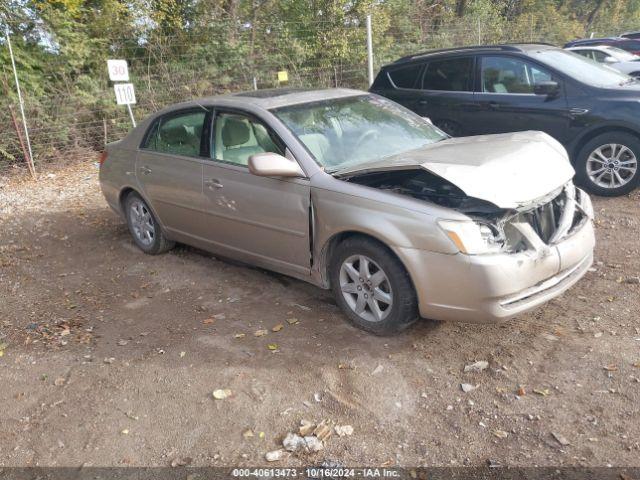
[395,197,596,323]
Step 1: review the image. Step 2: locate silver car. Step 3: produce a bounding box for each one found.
[567,45,640,77]
[99,88,595,334]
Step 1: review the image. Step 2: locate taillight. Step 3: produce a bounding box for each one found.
[99,151,108,166]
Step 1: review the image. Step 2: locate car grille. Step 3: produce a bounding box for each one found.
[514,184,589,246]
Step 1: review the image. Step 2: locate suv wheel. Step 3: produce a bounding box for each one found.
[124,192,174,254]
[329,236,419,335]
[575,132,640,196]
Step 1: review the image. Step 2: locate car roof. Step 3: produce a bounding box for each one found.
[566,45,614,51]
[152,88,366,115]
[387,43,557,67]
[568,37,627,43]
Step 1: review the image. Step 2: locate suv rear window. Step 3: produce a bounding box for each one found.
[388,64,422,89]
[422,57,474,91]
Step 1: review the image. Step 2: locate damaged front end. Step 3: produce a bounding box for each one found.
[343,169,593,256]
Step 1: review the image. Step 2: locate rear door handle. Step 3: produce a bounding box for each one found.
[139,166,152,175]
[205,178,223,189]
[417,99,429,106]
[487,101,501,110]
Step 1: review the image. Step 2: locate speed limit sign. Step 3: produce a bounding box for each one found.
[108,59,137,127]
[107,59,129,81]
[114,83,136,105]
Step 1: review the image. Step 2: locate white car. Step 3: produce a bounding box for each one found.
[566,45,640,77]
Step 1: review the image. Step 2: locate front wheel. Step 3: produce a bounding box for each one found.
[329,237,418,335]
[575,132,640,196]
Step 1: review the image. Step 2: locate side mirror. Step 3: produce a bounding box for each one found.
[533,81,560,97]
[603,56,617,64]
[248,152,305,178]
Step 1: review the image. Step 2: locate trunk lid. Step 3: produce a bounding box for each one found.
[338,131,575,209]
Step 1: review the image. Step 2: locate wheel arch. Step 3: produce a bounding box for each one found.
[570,124,640,161]
[117,186,168,232]
[118,186,137,214]
[315,230,418,295]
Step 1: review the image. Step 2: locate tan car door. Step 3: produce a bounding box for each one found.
[201,110,311,277]
[136,108,210,238]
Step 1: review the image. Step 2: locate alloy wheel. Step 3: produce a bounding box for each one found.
[586,143,638,189]
[129,199,155,246]
[339,254,393,323]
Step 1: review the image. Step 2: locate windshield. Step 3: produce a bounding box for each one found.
[272,95,447,172]
[604,46,640,61]
[530,49,633,87]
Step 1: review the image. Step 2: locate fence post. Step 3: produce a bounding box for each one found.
[366,14,374,87]
[5,26,36,179]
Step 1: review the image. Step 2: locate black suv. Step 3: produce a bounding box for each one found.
[371,44,640,196]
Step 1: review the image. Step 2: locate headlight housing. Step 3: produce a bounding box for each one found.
[438,219,505,255]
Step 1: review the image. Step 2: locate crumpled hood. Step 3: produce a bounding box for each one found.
[339,131,575,209]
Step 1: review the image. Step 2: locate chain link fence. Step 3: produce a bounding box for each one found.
[1,13,638,178]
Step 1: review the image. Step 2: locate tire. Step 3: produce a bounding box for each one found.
[574,132,640,196]
[124,192,174,254]
[329,236,419,335]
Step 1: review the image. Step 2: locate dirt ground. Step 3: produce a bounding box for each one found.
[1,162,639,468]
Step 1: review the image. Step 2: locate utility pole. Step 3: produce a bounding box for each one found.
[5,25,36,178]
[366,15,374,87]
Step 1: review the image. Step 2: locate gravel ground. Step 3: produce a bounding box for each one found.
[1,162,639,468]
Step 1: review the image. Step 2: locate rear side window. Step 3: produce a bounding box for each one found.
[388,64,423,89]
[142,110,207,157]
[422,57,474,91]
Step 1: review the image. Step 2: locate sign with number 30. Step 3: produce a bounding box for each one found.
[107,59,129,82]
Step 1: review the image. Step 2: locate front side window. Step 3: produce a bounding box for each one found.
[591,50,608,62]
[143,110,207,157]
[573,50,595,61]
[213,112,283,166]
[422,57,474,91]
[388,63,423,89]
[272,95,447,173]
[481,56,552,94]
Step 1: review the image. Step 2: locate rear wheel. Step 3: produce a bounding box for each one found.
[124,192,174,254]
[575,132,640,196]
[329,237,418,335]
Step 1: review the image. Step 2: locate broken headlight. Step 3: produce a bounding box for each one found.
[438,219,505,255]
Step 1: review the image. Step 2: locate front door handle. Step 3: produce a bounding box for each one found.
[205,178,224,189]
[487,101,501,110]
[139,166,152,175]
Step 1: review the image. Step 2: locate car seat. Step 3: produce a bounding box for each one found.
[220,116,263,165]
